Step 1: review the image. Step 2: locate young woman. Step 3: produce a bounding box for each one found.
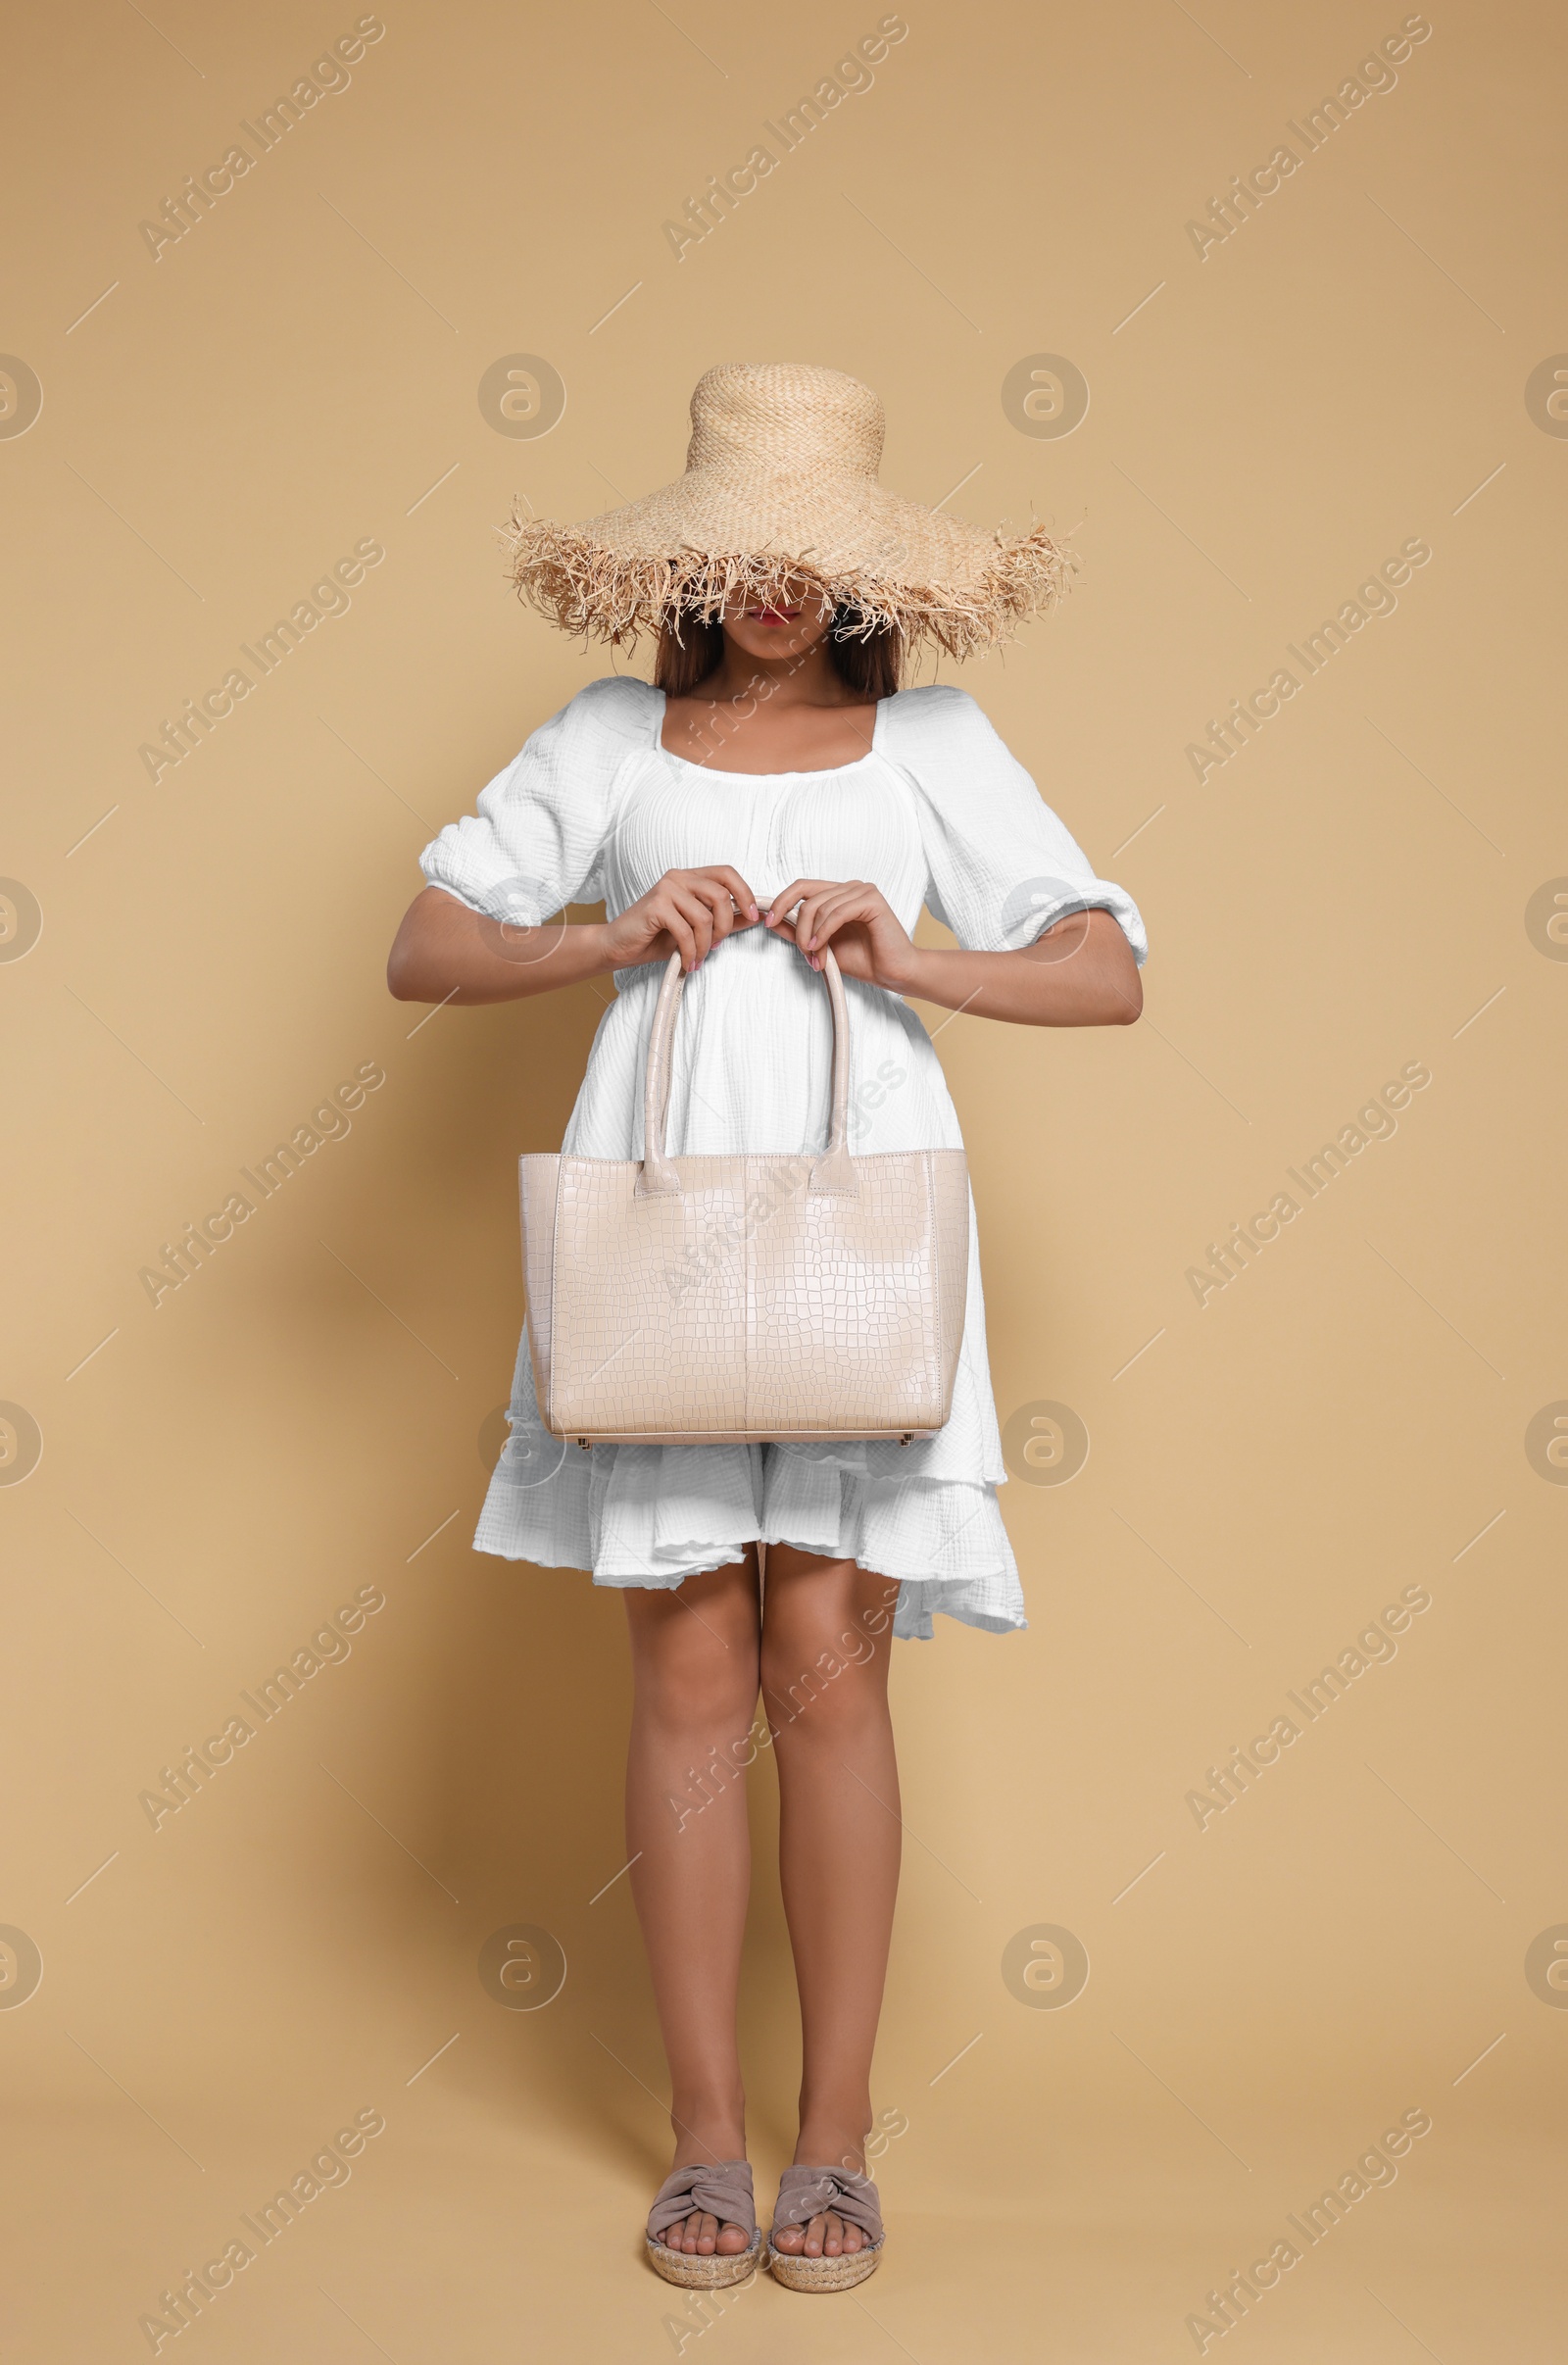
[387,364,1146,2292]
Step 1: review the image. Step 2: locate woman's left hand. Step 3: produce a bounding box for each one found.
[763,877,918,993]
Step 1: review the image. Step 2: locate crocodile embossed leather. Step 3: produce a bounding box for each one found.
[520,948,969,1445]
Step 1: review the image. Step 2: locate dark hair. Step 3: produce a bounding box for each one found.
[653,605,903,700]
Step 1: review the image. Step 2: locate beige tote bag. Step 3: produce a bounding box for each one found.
[519,948,969,1447]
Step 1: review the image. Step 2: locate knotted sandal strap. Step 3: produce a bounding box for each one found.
[771,2165,884,2247]
[647,2160,758,2246]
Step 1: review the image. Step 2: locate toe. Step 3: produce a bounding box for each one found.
[823,2210,844,2255]
[694,2210,718,2254]
[843,2222,863,2252]
[715,2221,750,2255]
[772,2223,804,2253]
[804,2212,827,2257]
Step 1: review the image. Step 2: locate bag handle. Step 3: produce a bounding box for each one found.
[636,945,856,1199]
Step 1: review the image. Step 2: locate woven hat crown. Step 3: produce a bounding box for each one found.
[685,363,885,481]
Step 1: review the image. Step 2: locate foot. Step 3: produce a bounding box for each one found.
[770,2212,867,2259]
[661,2138,753,2257]
[662,2206,753,2257]
[769,2130,872,2260]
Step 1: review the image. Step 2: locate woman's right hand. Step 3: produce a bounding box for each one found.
[601,867,760,972]
[387,866,760,1006]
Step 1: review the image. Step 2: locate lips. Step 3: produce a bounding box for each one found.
[752,605,801,624]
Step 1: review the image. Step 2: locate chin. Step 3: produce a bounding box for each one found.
[734,624,824,659]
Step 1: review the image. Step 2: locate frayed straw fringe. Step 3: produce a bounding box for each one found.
[497,516,1076,662]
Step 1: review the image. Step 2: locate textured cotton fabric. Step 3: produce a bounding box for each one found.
[420,677,1146,1640]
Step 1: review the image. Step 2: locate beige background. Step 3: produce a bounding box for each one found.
[3,1,1564,2357]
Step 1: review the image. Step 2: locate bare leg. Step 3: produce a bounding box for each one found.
[623,1554,761,2256]
[760,1545,902,2260]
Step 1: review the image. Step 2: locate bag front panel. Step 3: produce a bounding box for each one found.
[744,1151,943,1433]
[533,1148,970,1442]
[547,1156,751,1435]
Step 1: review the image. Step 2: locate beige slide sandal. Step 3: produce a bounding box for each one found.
[767,2165,885,2291]
[645,2161,761,2289]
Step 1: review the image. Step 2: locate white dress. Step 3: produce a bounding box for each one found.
[419,677,1146,1640]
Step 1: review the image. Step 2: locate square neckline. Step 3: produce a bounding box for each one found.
[653,687,887,779]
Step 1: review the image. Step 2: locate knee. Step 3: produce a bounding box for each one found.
[760,1630,889,1741]
[634,1632,760,1744]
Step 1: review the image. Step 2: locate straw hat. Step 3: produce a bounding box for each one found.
[501,362,1073,662]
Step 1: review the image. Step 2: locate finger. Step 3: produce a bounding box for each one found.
[653,902,698,970]
[670,892,714,964]
[803,883,875,951]
[793,890,831,954]
[797,887,867,950]
[703,865,760,921]
[763,878,832,927]
[761,882,820,945]
[800,895,868,965]
[662,892,712,966]
[688,879,740,944]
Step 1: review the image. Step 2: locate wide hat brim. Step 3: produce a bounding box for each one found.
[500,364,1074,661]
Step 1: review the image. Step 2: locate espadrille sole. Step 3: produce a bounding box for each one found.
[646,2235,762,2290]
[767,2242,882,2292]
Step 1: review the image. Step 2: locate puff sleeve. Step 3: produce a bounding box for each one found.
[417,675,659,924]
[880,684,1147,964]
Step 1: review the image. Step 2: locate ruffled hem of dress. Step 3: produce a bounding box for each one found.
[474,1437,1025,1641]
